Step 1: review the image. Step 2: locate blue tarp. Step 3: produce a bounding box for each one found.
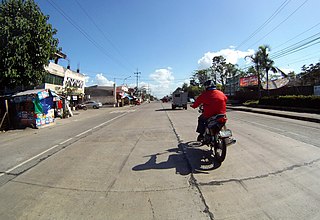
[123,93,133,100]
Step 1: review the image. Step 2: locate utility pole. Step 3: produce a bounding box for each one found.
[134,69,141,97]
[113,77,117,107]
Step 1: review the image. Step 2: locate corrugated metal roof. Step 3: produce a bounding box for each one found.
[13,89,46,97]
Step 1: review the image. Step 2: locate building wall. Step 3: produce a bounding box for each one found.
[85,86,115,104]
[44,62,85,95]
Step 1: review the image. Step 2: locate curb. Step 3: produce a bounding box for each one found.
[227,106,320,123]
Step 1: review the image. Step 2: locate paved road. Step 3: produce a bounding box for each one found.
[0,102,319,219]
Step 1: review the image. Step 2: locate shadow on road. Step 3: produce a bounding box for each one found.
[132,147,191,175]
[180,141,222,172]
[132,141,222,175]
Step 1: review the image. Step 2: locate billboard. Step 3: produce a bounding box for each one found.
[240,76,258,87]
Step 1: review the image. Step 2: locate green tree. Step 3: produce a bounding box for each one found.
[191,69,211,86]
[181,82,201,98]
[211,56,227,89]
[257,45,276,91]
[299,61,320,85]
[246,45,279,97]
[0,0,59,92]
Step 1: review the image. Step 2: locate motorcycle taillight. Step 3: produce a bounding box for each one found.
[217,117,227,124]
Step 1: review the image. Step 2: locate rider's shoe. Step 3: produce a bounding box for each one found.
[197,134,203,142]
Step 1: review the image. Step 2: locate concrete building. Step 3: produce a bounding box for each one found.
[39,62,86,106]
[84,85,115,104]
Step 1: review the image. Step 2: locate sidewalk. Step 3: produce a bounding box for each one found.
[227,105,320,123]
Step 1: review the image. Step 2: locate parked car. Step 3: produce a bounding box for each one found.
[83,101,102,109]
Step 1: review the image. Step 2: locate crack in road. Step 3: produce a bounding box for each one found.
[11,179,189,193]
[162,104,215,220]
[148,198,156,220]
[198,157,320,186]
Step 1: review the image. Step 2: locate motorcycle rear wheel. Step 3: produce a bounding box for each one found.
[213,136,227,163]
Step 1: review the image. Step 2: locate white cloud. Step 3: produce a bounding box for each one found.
[198,47,254,69]
[148,67,176,98]
[95,73,114,86]
[150,67,174,85]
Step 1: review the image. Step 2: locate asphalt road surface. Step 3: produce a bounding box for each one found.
[0,102,319,219]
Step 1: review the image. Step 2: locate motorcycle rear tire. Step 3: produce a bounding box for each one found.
[214,137,227,163]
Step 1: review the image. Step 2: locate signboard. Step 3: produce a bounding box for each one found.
[37,90,49,100]
[240,75,258,87]
[314,85,320,96]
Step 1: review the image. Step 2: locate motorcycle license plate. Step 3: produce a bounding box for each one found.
[220,129,232,138]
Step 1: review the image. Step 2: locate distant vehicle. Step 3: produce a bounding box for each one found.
[188,97,195,103]
[133,99,141,105]
[172,91,188,110]
[75,103,87,110]
[83,101,102,109]
[161,97,169,103]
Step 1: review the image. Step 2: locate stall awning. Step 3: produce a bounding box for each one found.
[122,93,133,100]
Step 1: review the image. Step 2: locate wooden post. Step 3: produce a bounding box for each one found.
[5,99,11,128]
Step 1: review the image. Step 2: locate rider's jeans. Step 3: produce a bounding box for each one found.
[197,114,207,135]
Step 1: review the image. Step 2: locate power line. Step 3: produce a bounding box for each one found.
[237,0,292,49]
[73,0,135,71]
[273,22,320,50]
[271,32,320,59]
[279,52,320,66]
[246,0,310,49]
[47,0,132,73]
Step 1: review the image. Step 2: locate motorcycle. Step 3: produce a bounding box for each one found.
[75,103,87,110]
[198,106,236,163]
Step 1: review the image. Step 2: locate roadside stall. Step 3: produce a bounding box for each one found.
[12,89,57,128]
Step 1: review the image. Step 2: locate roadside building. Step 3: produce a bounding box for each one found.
[84,85,133,107]
[38,62,85,107]
[84,85,114,104]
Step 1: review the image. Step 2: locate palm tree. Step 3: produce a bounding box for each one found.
[246,49,262,98]
[258,45,274,93]
[247,45,280,97]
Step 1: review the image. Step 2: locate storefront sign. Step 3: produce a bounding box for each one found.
[37,90,49,100]
[240,76,258,87]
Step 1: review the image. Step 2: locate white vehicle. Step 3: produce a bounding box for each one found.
[172,91,188,110]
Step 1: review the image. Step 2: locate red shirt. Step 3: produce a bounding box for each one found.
[191,89,228,118]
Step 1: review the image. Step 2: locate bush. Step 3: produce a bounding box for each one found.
[259,95,320,109]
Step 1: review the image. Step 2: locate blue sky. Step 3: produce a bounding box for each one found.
[35,0,320,98]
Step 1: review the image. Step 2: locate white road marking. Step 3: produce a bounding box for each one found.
[110,109,136,114]
[1,144,59,177]
[0,113,128,178]
[59,138,73,145]
[75,129,93,137]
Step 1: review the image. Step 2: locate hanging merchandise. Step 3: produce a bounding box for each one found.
[33,97,43,114]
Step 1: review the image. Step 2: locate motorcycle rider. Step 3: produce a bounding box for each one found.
[190,80,228,141]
